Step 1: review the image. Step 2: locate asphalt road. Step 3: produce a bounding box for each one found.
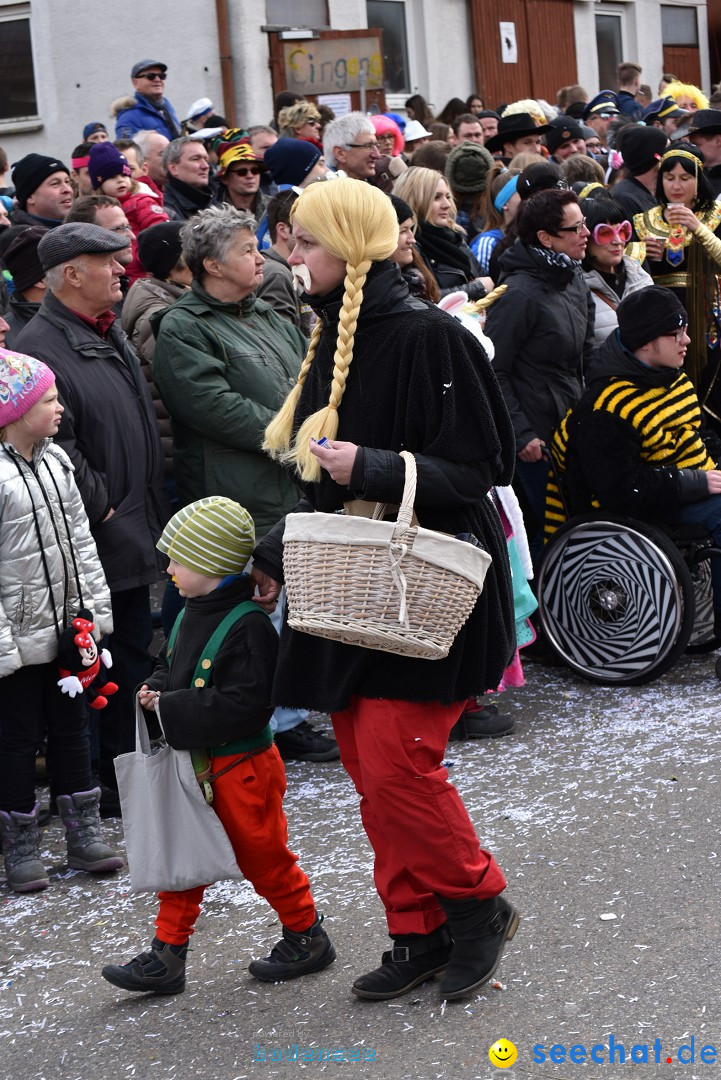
[2,649,720,1080]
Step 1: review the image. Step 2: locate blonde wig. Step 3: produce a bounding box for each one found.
[665,81,709,111]
[263,178,399,481]
[392,166,462,232]
[277,101,322,137]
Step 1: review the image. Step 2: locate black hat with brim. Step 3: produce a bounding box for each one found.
[484,112,553,154]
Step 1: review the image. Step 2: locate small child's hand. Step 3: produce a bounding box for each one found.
[138,685,159,710]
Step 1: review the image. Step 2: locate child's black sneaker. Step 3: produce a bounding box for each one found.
[248,915,336,981]
[101,937,188,994]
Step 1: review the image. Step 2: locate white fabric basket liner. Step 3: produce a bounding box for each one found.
[283,512,491,589]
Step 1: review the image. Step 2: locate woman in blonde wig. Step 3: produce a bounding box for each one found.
[252,178,519,1003]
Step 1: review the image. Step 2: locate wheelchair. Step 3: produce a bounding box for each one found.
[535,458,721,686]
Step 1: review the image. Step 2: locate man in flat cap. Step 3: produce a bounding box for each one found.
[115,59,182,141]
[15,223,169,812]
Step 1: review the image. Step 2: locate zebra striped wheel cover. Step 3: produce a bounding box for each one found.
[539,521,685,680]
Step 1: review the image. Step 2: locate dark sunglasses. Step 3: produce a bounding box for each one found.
[230,165,262,176]
[139,71,166,80]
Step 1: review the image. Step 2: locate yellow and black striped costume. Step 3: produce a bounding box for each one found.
[545,371,714,539]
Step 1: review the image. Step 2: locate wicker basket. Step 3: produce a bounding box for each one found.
[282,451,492,660]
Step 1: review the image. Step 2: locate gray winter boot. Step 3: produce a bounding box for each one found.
[0,803,50,892]
[56,788,124,873]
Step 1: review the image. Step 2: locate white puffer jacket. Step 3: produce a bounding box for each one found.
[0,439,112,678]
[583,256,654,346]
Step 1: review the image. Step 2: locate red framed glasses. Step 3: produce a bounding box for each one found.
[592,220,632,245]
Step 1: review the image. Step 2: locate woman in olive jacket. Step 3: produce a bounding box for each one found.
[152,206,306,536]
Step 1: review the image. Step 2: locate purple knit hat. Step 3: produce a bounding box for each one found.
[88,143,132,190]
[0,348,56,428]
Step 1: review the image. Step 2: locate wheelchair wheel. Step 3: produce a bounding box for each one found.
[537,516,696,685]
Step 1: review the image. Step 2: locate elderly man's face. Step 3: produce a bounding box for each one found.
[249,131,277,158]
[27,171,74,220]
[73,252,126,312]
[168,143,210,188]
[333,128,381,179]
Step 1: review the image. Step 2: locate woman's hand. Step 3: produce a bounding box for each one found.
[518,437,546,463]
[309,439,359,485]
[643,236,666,261]
[249,567,281,612]
[666,204,699,233]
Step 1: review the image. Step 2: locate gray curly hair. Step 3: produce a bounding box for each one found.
[180,204,256,279]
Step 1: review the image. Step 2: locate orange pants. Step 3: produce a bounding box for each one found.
[156,744,316,945]
[331,696,507,937]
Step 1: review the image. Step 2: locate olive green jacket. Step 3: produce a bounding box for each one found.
[152,281,305,535]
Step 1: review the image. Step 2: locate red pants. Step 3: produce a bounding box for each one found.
[156,745,316,945]
[331,697,506,936]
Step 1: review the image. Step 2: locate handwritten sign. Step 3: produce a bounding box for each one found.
[284,36,383,94]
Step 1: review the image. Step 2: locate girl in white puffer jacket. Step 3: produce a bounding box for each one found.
[0,347,123,893]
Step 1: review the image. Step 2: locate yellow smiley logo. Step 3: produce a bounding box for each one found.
[489,1039,518,1068]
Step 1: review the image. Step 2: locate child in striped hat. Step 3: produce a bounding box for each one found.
[102,496,335,995]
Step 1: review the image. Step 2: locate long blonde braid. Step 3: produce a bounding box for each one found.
[263,179,398,482]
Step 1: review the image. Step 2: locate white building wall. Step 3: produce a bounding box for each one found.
[574,0,710,99]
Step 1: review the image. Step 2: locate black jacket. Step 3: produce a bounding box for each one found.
[562,330,721,521]
[3,294,40,349]
[145,576,277,750]
[253,261,516,712]
[611,177,657,223]
[485,240,596,449]
[162,177,215,221]
[14,292,169,591]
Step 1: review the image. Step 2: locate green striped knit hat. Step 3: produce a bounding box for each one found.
[157,497,255,577]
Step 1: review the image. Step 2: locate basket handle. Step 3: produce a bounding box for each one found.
[394,451,417,535]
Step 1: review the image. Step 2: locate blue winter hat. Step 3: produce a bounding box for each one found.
[264,137,321,186]
[383,111,406,134]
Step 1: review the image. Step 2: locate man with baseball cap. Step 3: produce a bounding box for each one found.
[10,154,74,227]
[115,59,181,141]
[14,223,168,813]
[545,116,587,162]
[547,286,721,627]
[688,110,721,196]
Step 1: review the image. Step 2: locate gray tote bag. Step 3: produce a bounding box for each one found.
[114,699,245,893]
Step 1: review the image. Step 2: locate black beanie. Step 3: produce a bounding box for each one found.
[0,224,48,292]
[617,286,687,351]
[137,220,185,279]
[11,153,70,209]
[618,126,668,175]
[388,193,413,224]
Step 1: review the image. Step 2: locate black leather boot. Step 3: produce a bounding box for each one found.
[437,894,519,1001]
[248,915,336,982]
[101,937,188,994]
[352,923,452,1000]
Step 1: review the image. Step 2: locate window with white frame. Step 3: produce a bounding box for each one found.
[595,11,623,92]
[0,5,37,122]
[661,5,698,46]
[367,0,410,93]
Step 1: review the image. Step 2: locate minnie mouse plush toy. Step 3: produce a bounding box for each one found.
[57,609,118,709]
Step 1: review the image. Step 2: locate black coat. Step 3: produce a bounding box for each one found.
[485,240,596,450]
[145,576,278,749]
[610,177,657,223]
[15,292,169,591]
[162,177,215,221]
[253,261,516,712]
[3,294,40,349]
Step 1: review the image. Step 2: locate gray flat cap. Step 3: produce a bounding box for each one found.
[38,222,131,272]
